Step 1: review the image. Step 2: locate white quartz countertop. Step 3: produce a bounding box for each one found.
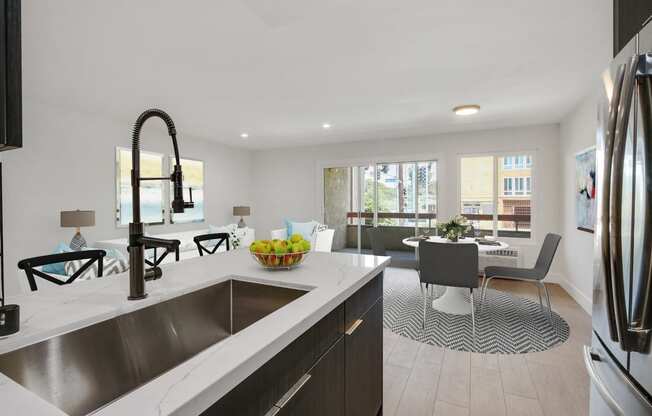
[0,250,389,416]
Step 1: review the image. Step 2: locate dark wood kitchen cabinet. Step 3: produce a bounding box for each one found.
[614,0,652,56]
[344,273,383,416]
[275,337,345,416]
[345,301,383,416]
[202,272,383,416]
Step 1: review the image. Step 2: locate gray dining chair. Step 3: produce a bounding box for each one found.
[480,233,562,322]
[367,227,419,269]
[418,241,479,338]
[366,227,386,256]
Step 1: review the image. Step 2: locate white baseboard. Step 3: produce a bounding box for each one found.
[557,278,592,315]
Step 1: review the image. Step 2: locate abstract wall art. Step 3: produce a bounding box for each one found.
[576,146,596,233]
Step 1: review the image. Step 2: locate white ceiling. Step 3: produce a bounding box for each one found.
[22,0,612,149]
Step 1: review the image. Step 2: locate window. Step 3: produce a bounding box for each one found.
[322,159,437,252]
[116,147,165,226]
[514,177,525,195]
[170,157,205,223]
[116,148,205,226]
[460,156,494,236]
[460,154,533,238]
[503,177,514,195]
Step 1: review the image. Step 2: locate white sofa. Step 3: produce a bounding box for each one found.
[96,226,255,264]
[270,228,335,252]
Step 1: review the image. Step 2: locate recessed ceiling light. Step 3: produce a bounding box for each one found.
[240,132,249,139]
[453,105,480,116]
[322,123,332,129]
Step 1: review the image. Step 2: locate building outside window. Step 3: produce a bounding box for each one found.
[460,153,533,238]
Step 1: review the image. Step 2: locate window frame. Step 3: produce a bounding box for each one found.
[115,147,206,228]
[503,177,514,196]
[514,177,525,195]
[317,153,441,243]
[115,147,167,228]
[457,151,536,243]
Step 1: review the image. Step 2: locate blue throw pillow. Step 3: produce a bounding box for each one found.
[284,219,293,237]
[285,220,318,242]
[42,242,73,275]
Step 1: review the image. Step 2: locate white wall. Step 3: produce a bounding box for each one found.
[559,93,598,313]
[251,124,564,278]
[1,99,253,296]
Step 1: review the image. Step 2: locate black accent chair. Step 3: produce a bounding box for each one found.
[194,233,230,256]
[18,250,106,291]
[144,237,181,268]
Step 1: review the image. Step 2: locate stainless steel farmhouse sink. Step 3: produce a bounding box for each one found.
[0,279,307,416]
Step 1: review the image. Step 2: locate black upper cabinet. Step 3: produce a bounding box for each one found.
[0,0,21,151]
[614,0,652,56]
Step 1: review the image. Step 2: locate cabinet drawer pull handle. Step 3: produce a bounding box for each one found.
[275,373,312,409]
[346,319,364,335]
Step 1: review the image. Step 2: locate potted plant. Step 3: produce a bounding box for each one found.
[437,215,471,242]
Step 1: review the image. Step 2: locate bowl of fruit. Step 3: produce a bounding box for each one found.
[249,234,311,270]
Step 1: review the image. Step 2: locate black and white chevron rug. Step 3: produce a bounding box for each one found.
[383,268,570,354]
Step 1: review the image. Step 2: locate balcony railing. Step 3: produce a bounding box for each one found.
[346,212,437,220]
[344,211,531,238]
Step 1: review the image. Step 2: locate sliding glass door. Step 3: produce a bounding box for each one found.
[323,160,437,257]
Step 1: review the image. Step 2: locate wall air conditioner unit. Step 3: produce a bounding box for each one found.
[478,247,520,274]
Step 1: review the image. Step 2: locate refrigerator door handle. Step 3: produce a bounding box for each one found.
[602,63,627,343]
[584,346,625,416]
[609,55,639,351]
[630,54,652,350]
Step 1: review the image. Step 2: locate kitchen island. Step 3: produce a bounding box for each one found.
[0,249,389,416]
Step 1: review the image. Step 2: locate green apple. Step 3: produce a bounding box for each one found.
[273,240,288,255]
[291,243,303,253]
[290,233,303,244]
[259,242,272,254]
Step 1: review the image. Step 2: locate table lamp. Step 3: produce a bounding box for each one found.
[233,206,250,228]
[61,210,95,250]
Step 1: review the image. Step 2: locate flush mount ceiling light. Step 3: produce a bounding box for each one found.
[453,105,480,116]
[322,123,332,130]
[240,132,249,139]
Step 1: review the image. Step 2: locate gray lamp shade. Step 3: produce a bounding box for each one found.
[60,210,95,228]
[233,206,251,217]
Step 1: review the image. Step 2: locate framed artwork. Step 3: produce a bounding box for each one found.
[576,146,596,233]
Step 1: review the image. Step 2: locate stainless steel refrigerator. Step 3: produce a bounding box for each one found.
[588,18,652,416]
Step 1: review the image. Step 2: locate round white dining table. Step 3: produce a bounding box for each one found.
[401,236,509,315]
